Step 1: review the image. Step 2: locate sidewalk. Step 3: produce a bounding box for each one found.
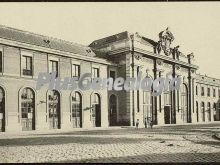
[0,126,125,137]
[1,122,220,137]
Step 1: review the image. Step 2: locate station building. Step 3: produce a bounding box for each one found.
[0,25,219,132]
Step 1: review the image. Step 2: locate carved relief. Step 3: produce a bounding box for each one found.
[156,59,163,66]
[175,64,181,70]
[156,27,175,56]
[134,54,142,60]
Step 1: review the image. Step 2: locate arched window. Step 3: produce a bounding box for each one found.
[71,92,82,128]
[48,90,60,129]
[0,87,5,132]
[21,87,35,131]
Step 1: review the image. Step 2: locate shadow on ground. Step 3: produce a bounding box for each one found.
[0,136,179,147]
[51,152,220,163]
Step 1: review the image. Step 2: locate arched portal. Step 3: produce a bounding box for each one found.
[164,91,172,124]
[91,93,101,127]
[21,87,35,131]
[71,91,82,128]
[0,87,5,132]
[109,94,117,126]
[48,90,60,129]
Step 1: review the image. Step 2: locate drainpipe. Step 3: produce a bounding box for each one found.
[130,34,135,126]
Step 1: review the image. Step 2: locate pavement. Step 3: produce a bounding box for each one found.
[0,123,220,163]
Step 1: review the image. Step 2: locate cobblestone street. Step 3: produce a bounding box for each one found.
[0,123,220,163]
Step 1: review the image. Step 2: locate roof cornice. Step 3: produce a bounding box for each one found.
[0,37,112,65]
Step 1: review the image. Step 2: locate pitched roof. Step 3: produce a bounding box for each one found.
[0,25,96,57]
[89,31,129,48]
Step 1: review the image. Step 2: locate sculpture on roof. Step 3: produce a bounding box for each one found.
[156,27,175,56]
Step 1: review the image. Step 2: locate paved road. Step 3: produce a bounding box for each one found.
[0,123,220,163]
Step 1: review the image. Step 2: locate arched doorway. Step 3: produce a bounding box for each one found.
[21,87,35,131]
[213,103,217,121]
[109,94,117,126]
[91,93,101,127]
[201,102,205,122]
[0,87,5,132]
[164,91,172,124]
[207,102,211,121]
[71,91,82,128]
[48,90,60,129]
[181,84,188,123]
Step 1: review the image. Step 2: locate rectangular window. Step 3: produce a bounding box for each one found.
[196,86,198,95]
[49,60,58,77]
[201,87,204,96]
[207,88,210,97]
[164,92,171,105]
[72,64,80,79]
[22,56,32,76]
[92,67,99,78]
[213,89,216,97]
[110,70,116,81]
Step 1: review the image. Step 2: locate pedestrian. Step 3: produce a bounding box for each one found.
[144,117,147,128]
[150,119,153,129]
[135,119,139,129]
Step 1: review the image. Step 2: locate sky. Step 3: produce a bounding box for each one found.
[0,2,219,78]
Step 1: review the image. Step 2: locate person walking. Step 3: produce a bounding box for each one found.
[135,119,139,129]
[144,117,147,128]
[150,119,153,129]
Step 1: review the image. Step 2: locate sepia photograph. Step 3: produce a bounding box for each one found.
[0,1,219,163]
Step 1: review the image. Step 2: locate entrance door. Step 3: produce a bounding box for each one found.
[21,88,35,131]
[72,92,82,128]
[48,90,60,129]
[164,106,171,124]
[91,93,101,127]
[0,87,5,132]
[109,95,117,126]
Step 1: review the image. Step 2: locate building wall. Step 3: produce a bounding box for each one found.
[0,44,109,132]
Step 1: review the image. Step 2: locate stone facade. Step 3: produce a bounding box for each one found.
[0,25,219,132]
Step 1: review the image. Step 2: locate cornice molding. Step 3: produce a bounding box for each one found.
[0,38,112,65]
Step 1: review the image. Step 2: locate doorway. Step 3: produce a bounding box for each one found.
[92,93,101,127]
[164,106,171,124]
[48,90,60,129]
